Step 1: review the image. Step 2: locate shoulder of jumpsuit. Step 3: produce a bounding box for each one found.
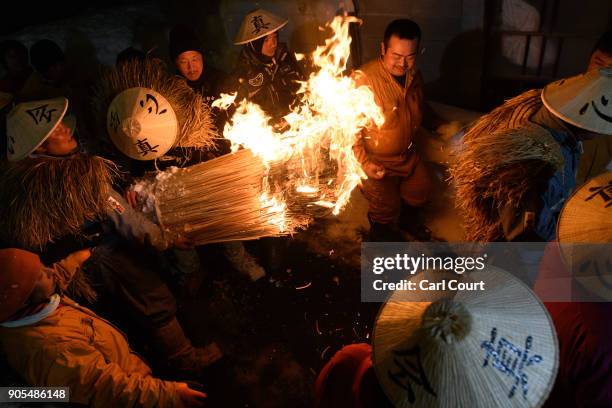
[357,59,381,77]
[351,61,377,86]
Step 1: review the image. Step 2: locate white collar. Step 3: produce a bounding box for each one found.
[0,294,61,328]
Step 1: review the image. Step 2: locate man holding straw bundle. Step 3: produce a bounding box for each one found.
[0,96,222,378]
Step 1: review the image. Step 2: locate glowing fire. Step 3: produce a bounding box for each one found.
[215,15,384,225]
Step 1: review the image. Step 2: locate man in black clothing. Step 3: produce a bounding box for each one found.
[229,9,303,122]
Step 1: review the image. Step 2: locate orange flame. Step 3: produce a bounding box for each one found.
[216,15,384,223]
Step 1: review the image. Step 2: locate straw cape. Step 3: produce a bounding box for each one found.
[542,67,612,136]
[556,172,612,300]
[373,266,558,408]
[0,155,114,251]
[234,9,288,45]
[449,90,564,241]
[106,87,178,160]
[92,59,216,152]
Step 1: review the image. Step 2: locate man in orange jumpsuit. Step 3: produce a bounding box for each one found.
[353,19,436,241]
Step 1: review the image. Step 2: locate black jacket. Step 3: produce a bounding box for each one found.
[228,42,303,120]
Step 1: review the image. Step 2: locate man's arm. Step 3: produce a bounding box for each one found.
[50,249,91,292]
[105,189,172,252]
[14,340,183,408]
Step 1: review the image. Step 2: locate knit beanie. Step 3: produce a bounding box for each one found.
[169,25,203,61]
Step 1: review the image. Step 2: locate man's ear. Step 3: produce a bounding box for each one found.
[380,41,385,57]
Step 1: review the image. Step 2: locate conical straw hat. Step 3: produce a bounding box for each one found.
[106,87,178,160]
[6,96,68,161]
[557,172,612,299]
[541,67,612,135]
[234,9,288,45]
[558,172,612,243]
[0,91,13,110]
[373,266,558,408]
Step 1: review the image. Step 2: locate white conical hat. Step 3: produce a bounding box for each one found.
[373,266,558,408]
[6,96,68,161]
[541,67,612,135]
[558,172,612,243]
[234,9,288,45]
[557,172,612,299]
[106,87,178,160]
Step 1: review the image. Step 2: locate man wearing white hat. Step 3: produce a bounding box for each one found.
[0,96,223,377]
[576,30,612,185]
[451,67,612,242]
[229,8,303,121]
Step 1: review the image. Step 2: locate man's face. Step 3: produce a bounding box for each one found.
[381,35,419,77]
[175,50,203,81]
[261,32,278,57]
[28,266,56,304]
[38,120,78,156]
[587,49,612,71]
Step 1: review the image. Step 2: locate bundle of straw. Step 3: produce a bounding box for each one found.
[139,149,311,245]
[449,89,563,241]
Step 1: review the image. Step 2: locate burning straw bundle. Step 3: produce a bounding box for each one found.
[449,89,563,241]
[136,149,311,245]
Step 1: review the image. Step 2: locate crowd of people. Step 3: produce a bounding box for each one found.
[0,7,611,407]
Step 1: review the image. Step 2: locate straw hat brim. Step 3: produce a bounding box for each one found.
[557,172,612,300]
[373,266,558,408]
[7,96,68,161]
[557,172,612,243]
[234,20,288,45]
[234,9,289,45]
[541,67,612,136]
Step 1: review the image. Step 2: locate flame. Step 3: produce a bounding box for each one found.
[216,15,384,225]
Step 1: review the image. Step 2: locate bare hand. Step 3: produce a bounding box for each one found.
[363,161,385,179]
[174,235,195,250]
[176,383,207,407]
[69,248,91,266]
[125,190,138,209]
